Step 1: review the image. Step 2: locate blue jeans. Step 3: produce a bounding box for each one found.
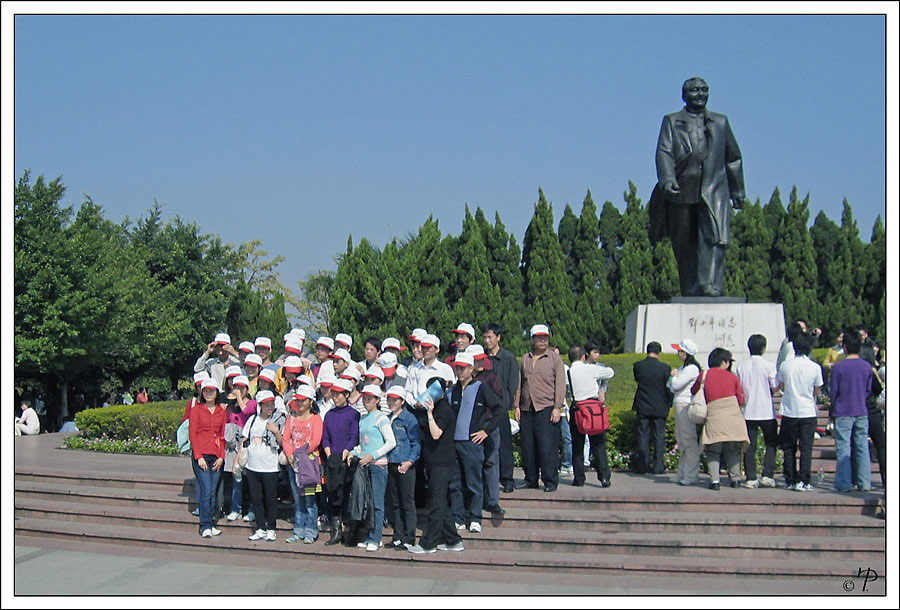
[365,464,388,545]
[192,454,222,532]
[454,440,485,524]
[287,466,319,539]
[560,413,573,468]
[833,415,871,491]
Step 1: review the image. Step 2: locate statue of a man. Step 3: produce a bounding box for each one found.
[651,77,745,297]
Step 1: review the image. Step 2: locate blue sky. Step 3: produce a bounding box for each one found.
[11,11,892,295]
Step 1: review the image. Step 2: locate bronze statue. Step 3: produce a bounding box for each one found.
[650,77,745,297]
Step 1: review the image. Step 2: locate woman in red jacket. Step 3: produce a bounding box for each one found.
[189,377,228,537]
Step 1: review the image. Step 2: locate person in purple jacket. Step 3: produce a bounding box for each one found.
[321,378,360,545]
[829,329,873,492]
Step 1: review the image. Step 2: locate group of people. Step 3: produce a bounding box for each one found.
[184,322,617,553]
[633,321,885,493]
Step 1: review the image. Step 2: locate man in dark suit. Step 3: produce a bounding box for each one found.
[652,77,745,297]
[632,342,673,474]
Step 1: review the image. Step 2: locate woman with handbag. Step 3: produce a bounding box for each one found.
[668,339,703,486]
[282,385,323,544]
[239,390,284,541]
[189,378,228,538]
[691,348,749,490]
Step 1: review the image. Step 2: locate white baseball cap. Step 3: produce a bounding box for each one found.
[672,339,699,356]
[214,332,231,345]
[290,385,317,403]
[335,333,353,348]
[452,352,475,367]
[530,324,550,337]
[452,323,476,339]
[381,337,406,352]
[254,336,272,349]
[238,341,255,353]
[316,336,335,350]
[243,354,263,368]
[420,334,441,349]
[283,356,304,373]
[361,385,383,399]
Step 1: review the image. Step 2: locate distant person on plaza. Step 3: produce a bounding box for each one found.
[829,329,873,492]
[692,348,748,490]
[135,387,149,404]
[777,333,823,491]
[189,378,227,538]
[734,335,779,489]
[194,333,241,389]
[776,319,821,371]
[667,339,702,486]
[517,324,565,492]
[568,345,615,488]
[822,332,846,375]
[15,400,41,436]
[632,341,674,475]
[482,323,519,495]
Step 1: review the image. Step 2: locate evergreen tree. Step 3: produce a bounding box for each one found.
[724,200,773,301]
[521,188,578,353]
[557,203,579,281]
[376,238,411,342]
[651,237,680,302]
[226,281,289,347]
[762,187,786,237]
[401,216,455,340]
[570,190,616,350]
[771,187,819,325]
[329,236,384,357]
[615,182,654,352]
[598,200,623,292]
[452,206,504,345]
[864,216,886,342]
[478,208,527,355]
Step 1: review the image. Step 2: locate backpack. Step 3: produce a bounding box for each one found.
[573,398,610,435]
[176,398,196,455]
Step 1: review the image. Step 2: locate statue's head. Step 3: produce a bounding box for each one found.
[681,77,709,112]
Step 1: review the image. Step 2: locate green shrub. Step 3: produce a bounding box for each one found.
[74,400,186,442]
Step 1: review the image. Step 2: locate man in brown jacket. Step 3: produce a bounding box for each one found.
[516,324,566,492]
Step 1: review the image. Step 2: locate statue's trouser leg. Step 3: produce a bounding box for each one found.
[697,239,726,295]
[666,202,699,296]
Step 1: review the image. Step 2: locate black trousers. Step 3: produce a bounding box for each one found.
[244,469,279,531]
[635,414,667,474]
[520,407,560,488]
[497,411,515,488]
[419,465,462,550]
[857,409,886,487]
[570,416,610,483]
[387,463,417,545]
[324,453,355,520]
[744,419,779,480]
[780,416,816,485]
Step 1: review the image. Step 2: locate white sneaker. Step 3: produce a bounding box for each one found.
[248,529,266,541]
[366,542,382,552]
[226,511,240,521]
[243,514,253,522]
[741,479,760,489]
[455,522,466,530]
[469,522,482,533]
[437,541,465,552]
[759,476,777,488]
[559,466,573,476]
[209,527,222,536]
[201,528,212,538]
[357,542,367,548]
[265,529,277,541]
[408,544,436,554]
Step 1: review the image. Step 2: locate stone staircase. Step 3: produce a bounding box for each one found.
[14,426,887,595]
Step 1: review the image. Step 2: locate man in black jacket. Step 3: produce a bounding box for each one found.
[482,323,520,494]
[632,342,674,474]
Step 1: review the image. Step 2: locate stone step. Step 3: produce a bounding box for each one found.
[14,468,189,493]
[13,517,884,582]
[17,495,884,541]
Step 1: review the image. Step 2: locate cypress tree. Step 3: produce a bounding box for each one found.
[763,187,786,237]
[651,237,680,302]
[771,187,819,325]
[521,188,578,353]
[401,216,455,339]
[598,200,624,350]
[810,211,846,342]
[725,200,773,302]
[329,236,383,355]
[377,237,411,341]
[571,190,616,351]
[452,206,504,344]
[478,208,527,355]
[557,203,579,282]
[864,215,886,342]
[615,181,654,352]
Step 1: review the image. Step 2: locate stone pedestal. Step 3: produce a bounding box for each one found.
[625,299,786,365]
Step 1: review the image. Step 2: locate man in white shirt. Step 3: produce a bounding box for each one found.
[566,346,615,487]
[734,334,779,488]
[776,334,823,491]
[404,334,456,410]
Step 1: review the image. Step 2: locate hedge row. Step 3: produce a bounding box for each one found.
[74,401,186,441]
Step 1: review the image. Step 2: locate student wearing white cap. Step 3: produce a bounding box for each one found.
[313,336,337,390]
[254,337,278,373]
[349,385,396,551]
[282,385,323,543]
[321,379,361,546]
[447,352,503,532]
[402,329,427,368]
[194,333,241,390]
[667,339,703,486]
[239,390,284,541]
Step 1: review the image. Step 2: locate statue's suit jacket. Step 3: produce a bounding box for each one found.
[654,108,745,246]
